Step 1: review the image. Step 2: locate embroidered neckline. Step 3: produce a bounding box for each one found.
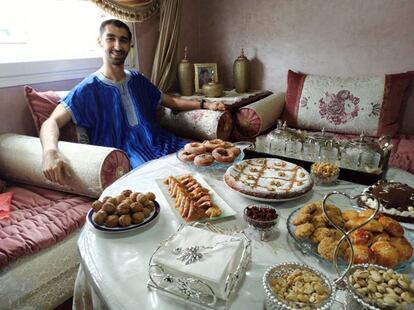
[96,70,131,86]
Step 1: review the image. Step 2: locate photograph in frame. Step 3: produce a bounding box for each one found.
[194,63,218,93]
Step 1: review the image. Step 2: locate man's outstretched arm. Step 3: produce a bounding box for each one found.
[161,94,226,111]
[40,104,72,184]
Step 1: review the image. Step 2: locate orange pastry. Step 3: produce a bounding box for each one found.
[341,210,359,222]
[372,232,390,244]
[378,216,404,237]
[370,241,400,268]
[389,237,413,262]
[349,229,374,246]
[344,217,383,233]
[344,244,376,264]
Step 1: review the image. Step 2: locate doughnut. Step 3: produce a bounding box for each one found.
[228,146,241,157]
[203,139,225,152]
[221,141,234,148]
[184,142,206,155]
[212,147,235,163]
[178,150,197,161]
[193,153,215,166]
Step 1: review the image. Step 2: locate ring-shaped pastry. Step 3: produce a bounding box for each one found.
[203,139,225,152]
[212,147,235,163]
[184,142,206,155]
[193,153,215,166]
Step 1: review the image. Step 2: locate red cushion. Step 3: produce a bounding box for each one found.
[0,183,92,267]
[24,85,78,142]
[389,134,414,174]
[282,70,413,137]
[0,192,13,220]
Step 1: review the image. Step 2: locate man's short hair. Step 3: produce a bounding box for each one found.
[99,19,132,41]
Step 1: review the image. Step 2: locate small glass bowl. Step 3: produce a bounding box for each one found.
[243,205,279,241]
[263,262,336,310]
[311,161,340,185]
[347,264,414,310]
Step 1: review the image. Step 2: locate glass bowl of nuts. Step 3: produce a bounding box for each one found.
[263,262,336,310]
[311,161,340,185]
[244,205,279,241]
[347,264,414,309]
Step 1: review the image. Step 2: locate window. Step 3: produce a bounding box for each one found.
[0,0,136,87]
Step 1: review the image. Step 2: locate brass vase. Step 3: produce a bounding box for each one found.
[178,47,194,96]
[202,80,224,97]
[233,48,250,93]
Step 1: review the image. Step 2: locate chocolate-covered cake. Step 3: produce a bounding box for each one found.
[358,180,414,223]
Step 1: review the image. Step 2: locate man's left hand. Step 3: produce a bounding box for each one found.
[205,101,226,111]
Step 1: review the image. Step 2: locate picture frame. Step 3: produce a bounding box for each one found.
[194,63,218,93]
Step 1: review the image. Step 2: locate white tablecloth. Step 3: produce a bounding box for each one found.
[74,154,414,310]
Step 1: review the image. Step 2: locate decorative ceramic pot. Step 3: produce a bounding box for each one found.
[202,81,224,98]
[178,47,194,96]
[233,48,249,93]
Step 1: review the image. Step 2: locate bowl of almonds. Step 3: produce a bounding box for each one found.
[347,264,414,309]
[263,262,336,310]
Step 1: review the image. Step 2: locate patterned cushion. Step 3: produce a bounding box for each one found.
[234,93,284,137]
[0,134,130,198]
[24,85,88,143]
[282,70,413,137]
[158,108,233,141]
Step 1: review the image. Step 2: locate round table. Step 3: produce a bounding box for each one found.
[74,154,414,310]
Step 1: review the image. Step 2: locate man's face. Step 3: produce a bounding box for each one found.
[98,24,131,66]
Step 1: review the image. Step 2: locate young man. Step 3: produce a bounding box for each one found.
[40,19,225,184]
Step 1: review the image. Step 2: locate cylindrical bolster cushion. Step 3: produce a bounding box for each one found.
[158,108,233,141]
[234,93,285,137]
[0,134,130,198]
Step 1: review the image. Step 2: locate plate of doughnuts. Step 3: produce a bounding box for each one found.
[287,201,414,272]
[87,189,160,233]
[176,140,251,170]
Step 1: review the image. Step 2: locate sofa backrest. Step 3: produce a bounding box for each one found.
[0,79,80,136]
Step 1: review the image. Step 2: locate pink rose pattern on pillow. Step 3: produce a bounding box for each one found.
[283,70,413,137]
[294,75,386,136]
[319,90,360,125]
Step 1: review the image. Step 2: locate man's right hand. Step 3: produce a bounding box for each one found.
[42,149,71,185]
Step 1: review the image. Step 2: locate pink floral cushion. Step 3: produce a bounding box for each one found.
[282,70,413,137]
[234,93,285,138]
[24,85,79,142]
